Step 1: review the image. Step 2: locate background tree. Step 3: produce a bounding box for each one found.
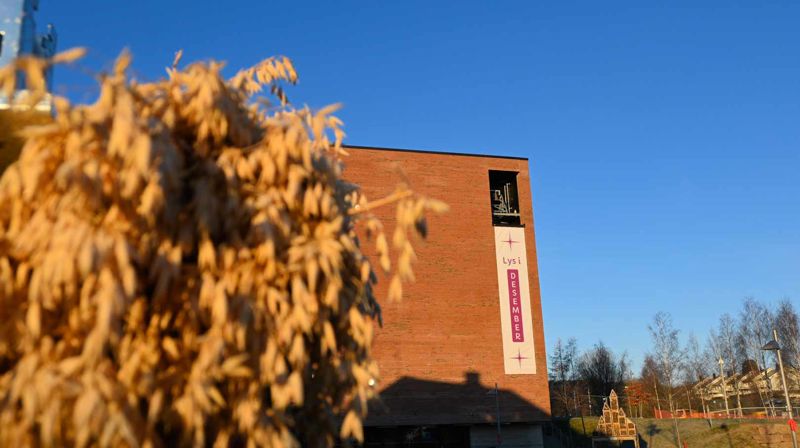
[625,381,650,418]
[775,299,800,368]
[577,341,627,413]
[648,311,683,446]
[737,298,774,414]
[682,332,708,415]
[641,354,662,417]
[648,312,683,414]
[549,337,578,416]
[741,359,759,374]
[773,299,800,393]
[684,333,708,384]
[0,51,445,446]
[716,312,744,416]
[737,298,774,373]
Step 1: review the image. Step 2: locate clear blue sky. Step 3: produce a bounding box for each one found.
[40,1,800,371]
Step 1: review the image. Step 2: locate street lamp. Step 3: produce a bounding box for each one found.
[624,385,632,417]
[761,329,798,448]
[718,357,731,418]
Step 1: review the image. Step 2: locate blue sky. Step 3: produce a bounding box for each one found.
[38,1,799,371]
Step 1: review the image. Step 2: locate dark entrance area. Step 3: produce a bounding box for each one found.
[364,425,470,447]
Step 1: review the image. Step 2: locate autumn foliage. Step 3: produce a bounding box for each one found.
[0,110,52,173]
[0,50,444,446]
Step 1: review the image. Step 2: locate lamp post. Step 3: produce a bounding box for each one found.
[761,329,798,448]
[624,385,632,417]
[719,357,731,418]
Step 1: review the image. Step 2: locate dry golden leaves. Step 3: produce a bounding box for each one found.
[0,49,445,447]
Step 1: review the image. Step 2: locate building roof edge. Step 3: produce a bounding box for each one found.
[343,144,529,161]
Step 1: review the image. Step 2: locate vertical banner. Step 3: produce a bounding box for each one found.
[493,227,536,374]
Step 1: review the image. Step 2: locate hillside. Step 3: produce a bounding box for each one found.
[553,417,796,448]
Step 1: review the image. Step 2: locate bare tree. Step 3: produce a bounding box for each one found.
[578,341,627,412]
[717,313,744,416]
[706,327,727,415]
[774,299,800,392]
[682,332,709,415]
[619,352,632,384]
[549,337,579,416]
[775,299,800,368]
[641,354,662,417]
[737,298,775,415]
[684,332,709,384]
[648,311,684,446]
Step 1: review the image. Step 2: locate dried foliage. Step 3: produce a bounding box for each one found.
[0,49,445,447]
[0,111,52,173]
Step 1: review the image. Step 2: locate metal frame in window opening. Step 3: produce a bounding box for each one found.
[489,170,522,227]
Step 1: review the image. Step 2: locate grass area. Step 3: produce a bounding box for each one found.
[553,417,796,448]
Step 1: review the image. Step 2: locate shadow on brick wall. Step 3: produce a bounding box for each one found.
[362,371,602,447]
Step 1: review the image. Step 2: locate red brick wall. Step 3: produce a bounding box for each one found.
[343,146,551,426]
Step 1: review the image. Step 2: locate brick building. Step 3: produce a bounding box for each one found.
[344,146,550,447]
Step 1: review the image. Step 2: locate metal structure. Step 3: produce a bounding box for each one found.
[0,0,57,110]
[592,390,639,448]
[491,184,519,217]
[489,170,521,226]
[592,390,640,448]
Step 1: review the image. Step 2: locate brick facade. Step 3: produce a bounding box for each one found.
[343,146,551,428]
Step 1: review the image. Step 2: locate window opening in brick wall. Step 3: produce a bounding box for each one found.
[489,170,521,226]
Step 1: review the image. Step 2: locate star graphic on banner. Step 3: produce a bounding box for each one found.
[503,233,518,251]
[511,349,529,368]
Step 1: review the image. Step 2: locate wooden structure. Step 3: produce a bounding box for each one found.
[592,390,640,448]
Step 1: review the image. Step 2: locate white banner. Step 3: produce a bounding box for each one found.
[493,226,536,374]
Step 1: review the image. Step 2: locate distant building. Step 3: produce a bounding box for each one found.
[345,146,550,447]
[693,366,800,417]
[0,0,57,111]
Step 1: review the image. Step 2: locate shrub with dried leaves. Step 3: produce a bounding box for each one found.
[0,110,52,173]
[0,49,445,447]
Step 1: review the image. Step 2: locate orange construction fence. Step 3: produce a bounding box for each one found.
[653,408,785,420]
